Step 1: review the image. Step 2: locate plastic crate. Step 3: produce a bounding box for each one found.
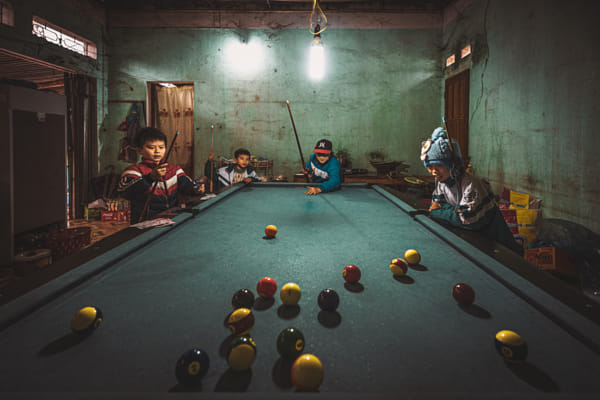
[45,227,91,259]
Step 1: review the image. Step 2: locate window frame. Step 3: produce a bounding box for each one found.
[32,16,97,60]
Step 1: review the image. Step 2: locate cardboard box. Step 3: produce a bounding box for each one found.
[101,210,130,222]
[84,207,102,221]
[526,247,580,278]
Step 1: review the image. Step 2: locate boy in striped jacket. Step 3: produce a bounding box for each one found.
[118,127,204,223]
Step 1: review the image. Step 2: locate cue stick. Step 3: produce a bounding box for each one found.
[442,116,461,175]
[210,124,214,193]
[285,100,309,182]
[138,130,180,223]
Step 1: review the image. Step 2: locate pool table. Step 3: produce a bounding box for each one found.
[1,183,600,398]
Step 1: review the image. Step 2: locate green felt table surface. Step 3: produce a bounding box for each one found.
[1,183,600,398]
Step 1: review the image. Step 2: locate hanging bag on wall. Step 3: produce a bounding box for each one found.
[118,102,141,163]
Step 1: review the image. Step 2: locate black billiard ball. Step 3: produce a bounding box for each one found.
[317,289,339,312]
[276,327,305,360]
[232,289,255,309]
[175,348,209,387]
[452,283,475,305]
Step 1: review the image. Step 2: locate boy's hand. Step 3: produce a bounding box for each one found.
[150,163,167,181]
[193,183,205,194]
[305,187,322,195]
[208,152,214,161]
[429,201,442,211]
[243,177,253,184]
[301,168,313,180]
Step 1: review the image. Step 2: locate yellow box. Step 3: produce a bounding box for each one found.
[84,207,102,221]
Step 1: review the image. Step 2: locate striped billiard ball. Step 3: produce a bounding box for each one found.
[227,308,255,336]
[494,330,528,362]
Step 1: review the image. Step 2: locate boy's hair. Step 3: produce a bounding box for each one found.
[234,148,251,159]
[135,127,167,148]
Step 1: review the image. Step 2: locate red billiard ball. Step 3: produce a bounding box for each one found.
[452,283,475,305]
[343,264,361,284]
[256,276,277,298]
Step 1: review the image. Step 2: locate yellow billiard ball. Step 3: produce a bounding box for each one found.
[404,249,421,265]
[280,282,302,306]
[291,354,323,391]
[71,306,103,335]
[227,336,256,371]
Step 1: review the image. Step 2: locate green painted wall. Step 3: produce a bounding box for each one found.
[103,27,442,180]
[443,0,600,233]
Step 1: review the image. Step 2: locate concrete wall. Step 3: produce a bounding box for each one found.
[103,26,442,179]
[443,0,600,233]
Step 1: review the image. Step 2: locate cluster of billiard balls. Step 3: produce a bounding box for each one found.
[389,249,528,364]
[388,250,477,307]
[175,275,336,391]
[68,225,528,391]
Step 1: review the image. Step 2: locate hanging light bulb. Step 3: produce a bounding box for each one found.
[308,0,327,80]
[309,24,325,80]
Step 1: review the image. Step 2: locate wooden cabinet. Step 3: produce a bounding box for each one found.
[0,84,67,266]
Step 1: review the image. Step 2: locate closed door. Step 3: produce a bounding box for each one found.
[444,69,470,160]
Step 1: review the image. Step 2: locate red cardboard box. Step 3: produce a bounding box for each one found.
[101,211,114,221]
[101,210,130,222]
[526,247,580,278]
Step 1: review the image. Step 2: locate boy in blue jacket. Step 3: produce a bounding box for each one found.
[421,127,523,255]
[302,139,343,195]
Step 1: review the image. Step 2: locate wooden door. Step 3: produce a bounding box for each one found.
[444,69,470,161]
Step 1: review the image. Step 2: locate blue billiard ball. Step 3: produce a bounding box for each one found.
[318,289,339,312]
[175,348,210,386]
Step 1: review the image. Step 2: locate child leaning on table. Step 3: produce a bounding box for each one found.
[301,139,343,195]
[117,127,204,223]
[204,148,262,191]
[420,127,523,255]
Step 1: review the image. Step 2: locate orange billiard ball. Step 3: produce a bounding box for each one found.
[265,225,278,238]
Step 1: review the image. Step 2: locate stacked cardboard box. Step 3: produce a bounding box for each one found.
[526,247,580,278]
[100,199,130,222]
[499,188,541,250]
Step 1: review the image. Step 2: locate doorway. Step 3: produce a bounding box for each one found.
[148,82,195,177]
[444,69,470,162]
